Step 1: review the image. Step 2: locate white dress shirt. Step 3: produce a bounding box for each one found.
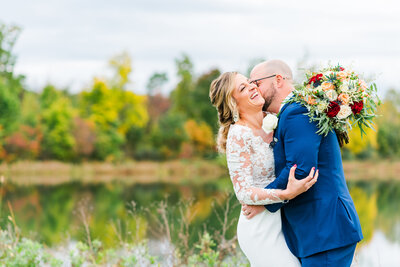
[279,92,294,113]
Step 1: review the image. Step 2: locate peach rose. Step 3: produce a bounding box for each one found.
[337,105,352,119]
[338,93,350,105]
[321,81,335,91]
[359,79,368,90]
[337,71,348,81]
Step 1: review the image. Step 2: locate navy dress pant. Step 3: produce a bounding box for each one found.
[300,243,357,267]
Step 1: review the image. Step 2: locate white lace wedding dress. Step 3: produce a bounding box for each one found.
[226,124,300,267]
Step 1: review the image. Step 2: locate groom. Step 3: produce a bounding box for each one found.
[243,60,363,266]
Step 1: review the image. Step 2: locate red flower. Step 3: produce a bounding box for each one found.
[339,67,344,71]
[350,101,364,114]
[326,102,340,117]
[308,73,323,85]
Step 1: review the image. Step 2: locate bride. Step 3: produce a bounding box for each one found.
[209,72,319,266]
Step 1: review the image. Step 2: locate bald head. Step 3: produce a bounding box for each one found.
[250,59,294,114]
[251,59,293,81]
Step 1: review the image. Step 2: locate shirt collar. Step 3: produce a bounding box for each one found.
[279,92,293,112]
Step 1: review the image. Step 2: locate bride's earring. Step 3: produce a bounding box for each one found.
[233,110,239,122]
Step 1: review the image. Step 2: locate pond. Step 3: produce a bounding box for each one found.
[1,177,400,266]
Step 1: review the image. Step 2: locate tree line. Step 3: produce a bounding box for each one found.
[0,23,399,163]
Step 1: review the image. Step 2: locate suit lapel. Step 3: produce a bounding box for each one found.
[272,101,292,151]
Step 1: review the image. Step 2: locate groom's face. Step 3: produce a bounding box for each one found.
[250,71,277,112]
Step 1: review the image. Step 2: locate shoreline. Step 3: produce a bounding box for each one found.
[0,159,399,185]
[0,160,226,185]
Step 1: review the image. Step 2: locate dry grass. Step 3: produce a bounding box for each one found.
[0,160,226,185]
[1,159,399,185]
[343,160,400,181]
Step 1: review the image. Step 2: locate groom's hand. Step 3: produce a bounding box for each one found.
[242,204,265,219]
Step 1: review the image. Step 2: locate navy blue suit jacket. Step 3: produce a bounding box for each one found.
[265,102,363,258]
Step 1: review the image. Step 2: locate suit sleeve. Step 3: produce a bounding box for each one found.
[264,105,322,212]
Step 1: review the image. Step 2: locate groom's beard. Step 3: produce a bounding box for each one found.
[262,86,277,112]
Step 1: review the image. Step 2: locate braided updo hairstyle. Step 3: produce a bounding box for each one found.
[209,72,239,153]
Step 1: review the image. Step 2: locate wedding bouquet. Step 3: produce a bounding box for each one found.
[287,64,380,146]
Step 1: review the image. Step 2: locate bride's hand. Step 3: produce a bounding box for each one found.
[242,204,265,219]
[283,165,318,200]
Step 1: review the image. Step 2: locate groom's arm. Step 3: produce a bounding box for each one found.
[265,105,322,212]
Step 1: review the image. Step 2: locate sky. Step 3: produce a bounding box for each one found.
[1,0,400,96]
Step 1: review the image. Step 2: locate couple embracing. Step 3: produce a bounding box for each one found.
[209,60,363,267]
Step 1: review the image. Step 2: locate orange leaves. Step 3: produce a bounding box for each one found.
[183,120,214,157]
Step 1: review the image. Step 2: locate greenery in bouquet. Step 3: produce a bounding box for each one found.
[288,64,380,146]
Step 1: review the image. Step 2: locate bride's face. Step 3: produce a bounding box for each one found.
[232,74,265,113]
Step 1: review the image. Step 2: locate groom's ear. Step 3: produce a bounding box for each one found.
[275,74,285,88]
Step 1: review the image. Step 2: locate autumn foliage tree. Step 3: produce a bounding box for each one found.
[39,85,77,161]
[79,53,148,161]
[1,21,400,162]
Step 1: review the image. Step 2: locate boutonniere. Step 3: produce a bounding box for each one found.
[262,113,278,134]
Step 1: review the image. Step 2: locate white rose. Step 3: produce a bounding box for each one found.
[325,90,338,101]
[314,85,323,92]
[336,105,352,119]
[317,101,329,113]
[340,81,349,92]
[262,114,278,133]
[348,80,358,91]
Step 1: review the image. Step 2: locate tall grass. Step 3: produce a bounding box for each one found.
[0,177,249,266]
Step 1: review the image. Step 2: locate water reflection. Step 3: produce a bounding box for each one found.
[357,230,400,266]
[1,179,400,265]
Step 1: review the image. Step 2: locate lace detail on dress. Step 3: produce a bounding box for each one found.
[226,124,283,205]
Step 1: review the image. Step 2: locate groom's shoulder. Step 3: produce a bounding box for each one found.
[281,102,308,118]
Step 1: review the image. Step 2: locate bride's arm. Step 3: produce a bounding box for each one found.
[227,129,287,205]
[227,127,318,206]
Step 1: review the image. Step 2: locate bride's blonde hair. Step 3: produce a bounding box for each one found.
[209,72,238,153]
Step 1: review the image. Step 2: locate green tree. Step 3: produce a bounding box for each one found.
[145,71,170,131]
[150,112,187,158]
[170,54,194,116]
[40,85,77,161]
[134,71,170,160]
[0,79,20,134]
[79,53,148,160]
[20,91,41,127]
[191,69,221,132]
[0,23,24,95]
[376,89,400,158]
[0,23,24,135]
[146,72,168,96]
[79,78,125,160]
[108,51,132,90]
[0,23,25,161]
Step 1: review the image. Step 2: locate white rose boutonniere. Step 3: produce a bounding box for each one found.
[262,114,278,133]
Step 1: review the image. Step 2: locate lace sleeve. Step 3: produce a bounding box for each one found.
[226,126,283,205]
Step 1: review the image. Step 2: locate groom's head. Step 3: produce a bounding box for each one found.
[250,60,294,113]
